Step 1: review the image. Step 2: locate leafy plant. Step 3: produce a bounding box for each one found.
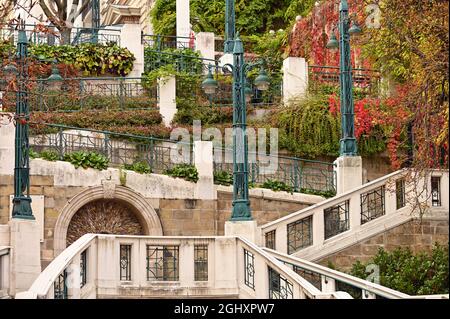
[29,42,135,76]
[261,179,293,193]
[347,244,449,296]
[123,161,152,174]
[39,150,59,161]
[214,170,233,186]
[64,151,109,170]
[165,164,199,183]
[29,149,40,159]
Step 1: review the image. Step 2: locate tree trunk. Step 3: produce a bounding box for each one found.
[60,27,72,45]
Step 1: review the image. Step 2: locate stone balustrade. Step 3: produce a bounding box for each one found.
[15,234,341,299]
[260,169,449,262]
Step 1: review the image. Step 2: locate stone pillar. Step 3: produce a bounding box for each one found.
[334,156,363,195]
[195,32,215,72]
[219,53,234,70]
[120,23,144,77]
[282,57,308,105]
[194,141,216,200]
[176,0,190,48]
[9,219,41,295]
[0,114,14,176]
[158,76,177,127]
[321,276,336,293]
[225,221,261,246]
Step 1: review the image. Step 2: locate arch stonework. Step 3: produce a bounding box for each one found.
[54,184,163,256]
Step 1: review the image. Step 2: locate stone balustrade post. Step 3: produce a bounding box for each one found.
[195,32,216,72]
[158,76,177,127]
[283,57,308,105]
[0,114,14,176]
[120,23,145,78]
[193,141,216,200]
[321,276,336,293]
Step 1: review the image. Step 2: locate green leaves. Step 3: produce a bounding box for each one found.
[214,170,233,186]
[165,164,199,183]
[261,179,294,193]
[29,43,135,76]
[64,151,109,170]
[123,161,152,174]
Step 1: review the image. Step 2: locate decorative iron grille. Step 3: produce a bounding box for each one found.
[431,177,441,207]
[324,200,350,239]
[244,249,255,290]
[268,267,293,299]
[194,245,208,282]
[54,270,68,299]
[265,230,276,250]
[287,216,313,254]
[80,249,87,288]
[119,244,132,281]
[396,178,406,210]
[360,186,386,225]
[292,265,322,290]
[146,246,179,281]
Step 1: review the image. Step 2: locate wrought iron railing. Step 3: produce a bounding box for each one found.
[29,124,192,174]
[142,34,195,50]
[308,65,381,94]
[213,150,336,194]
[0,23,121,46]
[28,77,158,112]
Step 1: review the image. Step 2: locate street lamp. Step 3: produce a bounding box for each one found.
[202,34,269,221]
[326,0,362,156]
[2,25,65,220]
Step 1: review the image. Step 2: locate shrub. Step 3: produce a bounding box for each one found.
[64,151,109,170]
[214,170,233,186]
[39,150,59,161]
[348,244,449,296]
[29,42,135,76]
[123,161,152,174]
[261,179,294,193]
[165,164,199,183]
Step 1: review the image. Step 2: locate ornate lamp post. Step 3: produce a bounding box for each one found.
[224,0,236,53]
[2,25,64,220]
[202,35,269,221]
[326,0,361,156]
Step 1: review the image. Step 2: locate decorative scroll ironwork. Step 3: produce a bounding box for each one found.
[30,77,158,112]
[214,152,336,194]
[292,265,322,291]
[29,124,192,174]
[287,216,313,254]
[244,249,255,290]
[396,178,406,210]
[119,244,132,281]
[194,245,208,282]
[360,186,385,224]
[268,267,293,299]
[265,230,276,250]
[80,249,87,288]
[324,200,350,239]
[431,177,441,207]
[146,245,179,281]
[54,270,68,299]
[142,34,195,50]
[1,24,120,46]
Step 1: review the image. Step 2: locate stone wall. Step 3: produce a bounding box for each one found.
[318,218,449,271]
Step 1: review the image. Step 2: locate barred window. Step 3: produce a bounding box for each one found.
[292,265,322,290]
[287,216,313,254]
[146,245,179,281]
[194,245,208,282]
[324,200,350,239]
[431,177,441,207]
[360,186,385,225]
[268,267,293,299]
[119,245,132,281]
[80,249,87,288]
[244,249,255,290]
[265,230,276,250]
[54,270,68,299]
[396,179,406,210]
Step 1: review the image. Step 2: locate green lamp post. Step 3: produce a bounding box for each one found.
[326,0,361,156]
[202,34,269,221]
[224,0,236,53]
[3,25,64,220]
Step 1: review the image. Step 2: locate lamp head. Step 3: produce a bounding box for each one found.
[326,33,339,50]
[254,67,270,91]
[348,21,362,36]
[201,67,218,95]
